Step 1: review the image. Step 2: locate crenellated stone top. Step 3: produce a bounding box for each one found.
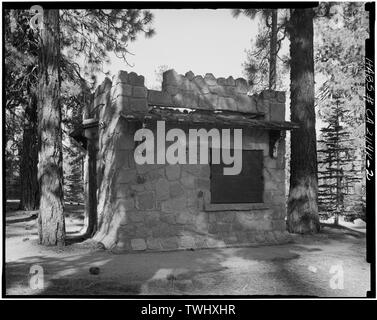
[159,69,255,113]
[89,69,286,122]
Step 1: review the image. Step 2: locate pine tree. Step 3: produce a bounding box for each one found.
[232,9,290,91]
[315,2,368,223]
[318,100,364,224]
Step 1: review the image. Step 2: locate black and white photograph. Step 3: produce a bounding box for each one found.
[1,1,375,302]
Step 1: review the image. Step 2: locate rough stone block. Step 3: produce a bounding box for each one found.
[196,178,210,190]
[131,238,147,251]
[163,85,180,95]
[245,231,257,243]
[182,164,201,176]
[204,73,217,86]
[129,210,144,223]
[272,218,286,230]
[186,190,199,208]
[224,235,238,245]
[136,191,155,210]
[169,182,184,198]
[262,90,276,100]
[194,237,208,248]
[147,168,164,181]
[136,163,158,175]
[264,231,277,244]
[217,223,232,233]
[179,236,195,249]
[160,237,179,250]
[200,165,210,178]
[115,133,135,151]
[128,72,145,86]
[128,97,148,113]
[271,205,285,220]
[270,102,285,121]
[185,71,195,80]
[198,94,218,109]
[208,223,218,234]
[172,92,199,109]
[165,165,181,180]
[133,86,148,98]
[176,212,191,224]
[182,77,191,91]
[236,95,257,113]
[148,90,173,106]
[147,238,161,250]
[208,213,217,223]
[155,178,170,200]
[135,224,153,237]
[161,197,186,214]
[180,171,195,189]
[192,76,210,94]
[114,239,131,251]
[145,212,160,227]
[117,169,137,184]
[217,97,236,111]
[163,69,182,87]
[206,238,225,248]
[254,232,266,243]
[273,230,291,243]
[208,85,226,96]
[223,85,237,97]
[235,78,249,93]
[217,77,227,86]
[160,213,176,224]
[256,99,268,114]
[226,76,236,86]
[152,223,175,237]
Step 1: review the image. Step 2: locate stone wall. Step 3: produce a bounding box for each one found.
[88,69,286,121]
[86,69,290,251]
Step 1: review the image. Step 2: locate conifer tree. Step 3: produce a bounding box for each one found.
[317,100,362,224]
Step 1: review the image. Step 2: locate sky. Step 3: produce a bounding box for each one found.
[102,9,259,88]
[98,9,324,130]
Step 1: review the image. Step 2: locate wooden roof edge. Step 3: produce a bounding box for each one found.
[120,111,299,130]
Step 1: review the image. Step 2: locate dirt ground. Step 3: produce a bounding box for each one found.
[4,204,370,297]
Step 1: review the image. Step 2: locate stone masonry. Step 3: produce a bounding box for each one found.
[84,69,293,252]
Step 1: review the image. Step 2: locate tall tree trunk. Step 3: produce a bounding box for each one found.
[269,9,278,90]
[287,8,320,233]
[19,88,40,211]
[83,138,98,237]
[335,102,340,225]
[37,9,65,246]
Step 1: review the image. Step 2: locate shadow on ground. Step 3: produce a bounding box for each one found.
[4,204,370,297]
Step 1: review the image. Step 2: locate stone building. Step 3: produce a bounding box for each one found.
[75,69,298,252]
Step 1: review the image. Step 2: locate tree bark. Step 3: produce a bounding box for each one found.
[37,9,65,246]
[287,8,320,233]
[19,88,39,211]
[269,9,278,90]
[83,138,98,237]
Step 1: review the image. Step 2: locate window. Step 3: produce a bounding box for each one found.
[210,150,264,204]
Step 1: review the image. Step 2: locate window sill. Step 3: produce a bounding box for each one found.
[204,202,269,212]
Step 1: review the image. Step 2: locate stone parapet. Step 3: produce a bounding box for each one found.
[88,69,286,122]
